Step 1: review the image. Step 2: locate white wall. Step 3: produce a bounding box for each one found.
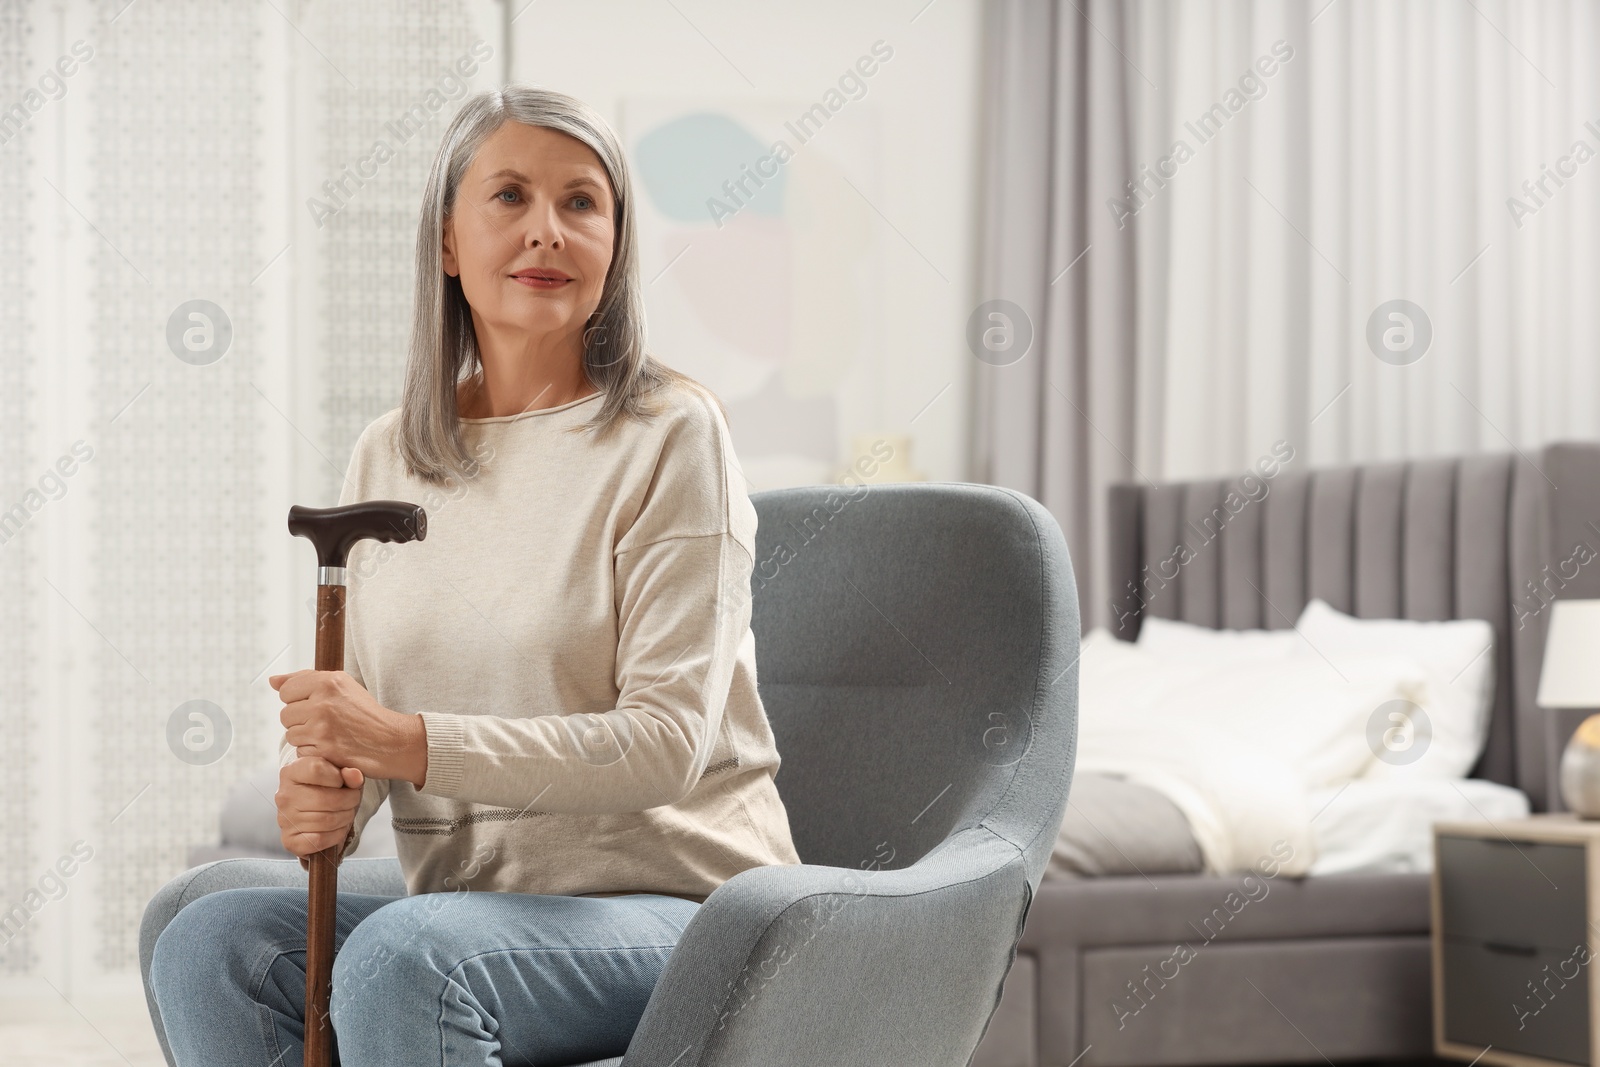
[508,0,985,485]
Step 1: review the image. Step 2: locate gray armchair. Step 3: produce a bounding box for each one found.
[140,482,1079,1066]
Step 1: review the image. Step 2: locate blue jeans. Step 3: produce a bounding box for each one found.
[148,885,700,1066]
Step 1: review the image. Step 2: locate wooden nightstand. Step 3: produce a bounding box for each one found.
[1434,816,1600,1065]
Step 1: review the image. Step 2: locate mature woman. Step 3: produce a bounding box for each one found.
[148,85,801,1066]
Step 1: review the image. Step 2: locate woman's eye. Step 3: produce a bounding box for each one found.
[497,188,519,204]
[572,195,593,210]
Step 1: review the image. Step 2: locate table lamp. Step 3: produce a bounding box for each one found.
[1538,598,1600,817]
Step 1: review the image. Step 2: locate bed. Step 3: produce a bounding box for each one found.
[969,440,1600,1067]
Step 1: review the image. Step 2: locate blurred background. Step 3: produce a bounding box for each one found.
[0,2,981,1056]
[3,0,1599,1062]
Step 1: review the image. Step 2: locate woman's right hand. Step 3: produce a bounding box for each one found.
[277,754,365,865]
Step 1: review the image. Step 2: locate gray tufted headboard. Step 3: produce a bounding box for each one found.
[1104,441,1600,811]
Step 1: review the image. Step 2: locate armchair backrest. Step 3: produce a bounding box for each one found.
[747,482,1079,891]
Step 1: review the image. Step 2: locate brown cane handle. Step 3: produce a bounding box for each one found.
[304,583,347,1067]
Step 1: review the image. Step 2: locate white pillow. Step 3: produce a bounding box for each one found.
[1135,614,1301,663]
[1293,598,1495,779]
[1078,628,1189,727]
[1160,650,1429,789]
[1083,626,1432,789]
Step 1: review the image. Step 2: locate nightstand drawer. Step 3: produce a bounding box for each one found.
[1441,938,1591,1064]
[1438,835,1588,949]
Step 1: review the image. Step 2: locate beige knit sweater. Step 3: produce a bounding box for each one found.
[277,379,801,902]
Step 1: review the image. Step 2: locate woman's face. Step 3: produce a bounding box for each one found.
[442,122,615,347]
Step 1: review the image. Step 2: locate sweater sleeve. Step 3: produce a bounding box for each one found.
[414,392,752,814]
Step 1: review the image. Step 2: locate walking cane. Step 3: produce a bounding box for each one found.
[288,500,427,1067]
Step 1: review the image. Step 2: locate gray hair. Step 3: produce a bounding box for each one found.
[397,85,713,484]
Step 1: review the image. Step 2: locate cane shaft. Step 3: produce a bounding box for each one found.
[304,583,346,1067]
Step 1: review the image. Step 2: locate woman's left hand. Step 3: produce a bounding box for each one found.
[271,669,426,786]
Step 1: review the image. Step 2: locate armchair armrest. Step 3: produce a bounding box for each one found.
[620,827,1033,1066]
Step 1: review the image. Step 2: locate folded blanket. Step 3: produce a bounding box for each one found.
[1048,772,1204,879]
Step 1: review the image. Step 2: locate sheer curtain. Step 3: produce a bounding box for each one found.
[973,0,1139,634]
[978,0,1600,628]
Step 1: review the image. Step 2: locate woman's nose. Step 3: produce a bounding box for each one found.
[522,195,564,249]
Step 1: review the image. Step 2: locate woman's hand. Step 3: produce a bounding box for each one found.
[276,755,364,863]
[271,669,428,788]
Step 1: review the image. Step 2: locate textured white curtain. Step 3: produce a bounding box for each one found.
[0,0,502,992]
[979,0,1600,628]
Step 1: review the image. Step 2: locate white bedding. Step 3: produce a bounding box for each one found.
[1295,599,1495,780]
[1307,777,1530,875]
[1078,628,1430,875]
[1075,601,1504,877]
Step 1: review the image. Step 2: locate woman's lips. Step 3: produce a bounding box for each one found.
[511,276,571,290]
